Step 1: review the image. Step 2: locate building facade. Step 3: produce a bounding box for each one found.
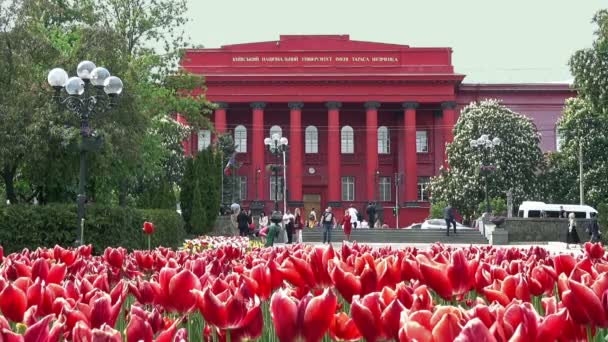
[181,35,575,227]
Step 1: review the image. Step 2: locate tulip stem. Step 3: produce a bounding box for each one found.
[587,326,592,341]
[226,330,231,342]
[147,235,151,251]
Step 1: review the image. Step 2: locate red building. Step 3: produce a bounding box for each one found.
[181,35,574,227]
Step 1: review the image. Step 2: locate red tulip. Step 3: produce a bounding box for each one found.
[329,312,361,341]
[155,267,201,313]
[585,242,604,259]
[31,258,49,282]
[90,292,122,329]
[562,277,608,327]
[143,221,155,235]
[134,251,154,270]
[270,288,337,342]
[537,308,568,341]
[127,313,153,342]
[416,254,453,300]
[553,254,576,277]
[23,314,54,342]
[447,250,476,296]
[351,292,386,342]
[0,283,27,322]
[453,317,497,342]
[193,286,263,341]
[329,260,362,303]
[103,248,125,269]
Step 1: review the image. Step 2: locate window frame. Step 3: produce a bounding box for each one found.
[416,130,429,153]
[378,126,390,154]
[234,125,247,153]
[198,129,211,151]
[378,176,391,201]
[238,176,247,201]
[417,176,431,201]
[341,126,354,154]
[341,176,355,201]
[305,126,318,154]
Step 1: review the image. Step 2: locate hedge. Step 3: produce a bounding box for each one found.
[0,204,186,254]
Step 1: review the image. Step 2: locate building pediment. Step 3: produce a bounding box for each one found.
[183,35,462,81]
[220,35,413,51]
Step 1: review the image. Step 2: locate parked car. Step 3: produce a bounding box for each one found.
[403,223,422,229]
[420,219,471,230]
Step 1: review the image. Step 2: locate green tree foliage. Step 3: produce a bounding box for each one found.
[0,0,214,207]
[180,148,222,235]
[429,100,544,218]
[542,11,608,207]
[217,134,238,205]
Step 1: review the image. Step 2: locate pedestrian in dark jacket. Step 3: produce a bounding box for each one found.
[366,202,376,228]
[444,205,457,236]
[237,209,251,237]
[588,213,601,243]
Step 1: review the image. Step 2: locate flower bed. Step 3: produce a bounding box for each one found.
[0,240,607,341]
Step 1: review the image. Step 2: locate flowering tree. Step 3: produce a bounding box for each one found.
[429,100,544,218]
[542,10,608,207]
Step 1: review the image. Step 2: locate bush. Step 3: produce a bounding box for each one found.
[430,201,448,219]
[477,197,507,216]
[0,204,186,254]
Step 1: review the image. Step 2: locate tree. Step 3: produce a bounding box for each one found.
[0,0,214,207]
[189,179,207,235]
[542,10,608,207]
[217,134,238,205]
[429,100,544,218]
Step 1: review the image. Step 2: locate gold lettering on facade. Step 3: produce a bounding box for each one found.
[231,55,400,63]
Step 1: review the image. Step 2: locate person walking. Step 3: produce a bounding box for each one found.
[308,208,318,229]
[366,202,376,228]
[342,209,353,241]
[444,204,457,236]
[237,209,251,237]
[283,209,295,244]
[321,206,337,244]
[294,208,303,243]
[347,204,358,229]
[567,212,581,249]
[587,212,601,243]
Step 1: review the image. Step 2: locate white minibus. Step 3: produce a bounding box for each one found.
[517,201,597,219]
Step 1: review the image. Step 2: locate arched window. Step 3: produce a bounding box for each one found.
[270,125,282,138]
[378,126,390,154]
[305,126,318,153]
[341,126,354,154]
[234,125,247,153]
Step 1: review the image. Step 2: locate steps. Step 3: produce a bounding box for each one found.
[300,228,488,244]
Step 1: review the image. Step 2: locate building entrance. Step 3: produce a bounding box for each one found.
[303,194,321,227]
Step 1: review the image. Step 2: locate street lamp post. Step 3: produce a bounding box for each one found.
[47,61,123,246]
[264,134,288,213]
[470,134,501,214]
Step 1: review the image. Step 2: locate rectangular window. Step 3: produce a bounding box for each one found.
[341,130,354,154]
[378,176,391,201]
[378,129,390,154]
[198,130,211,151]
[238,176,247,201]
[416,131,428,153]
[418,176,430,201]
[235,128,247,153]
[305,130,318,153]
[341,176,355,201]
[269,177,284,201]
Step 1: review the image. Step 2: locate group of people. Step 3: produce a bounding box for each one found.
[233,203,380,247]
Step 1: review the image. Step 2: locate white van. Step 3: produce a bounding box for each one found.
[518,201,597,219]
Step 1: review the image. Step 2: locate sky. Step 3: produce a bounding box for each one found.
[184,0,605,83]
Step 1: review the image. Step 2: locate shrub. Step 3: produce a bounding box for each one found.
[430,201,448,219]
[0,204,185,254]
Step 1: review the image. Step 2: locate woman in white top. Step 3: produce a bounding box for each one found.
[567,212,581,249]
[259,211,268,230]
